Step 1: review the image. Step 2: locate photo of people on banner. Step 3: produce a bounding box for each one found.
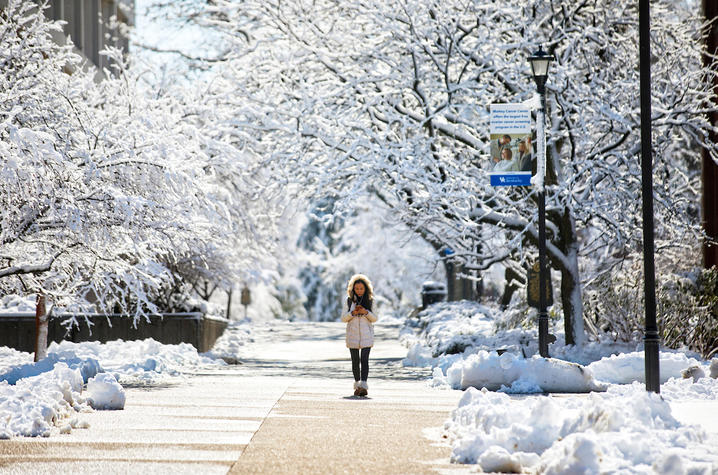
[489,103,533,186]
[490,133,533,173]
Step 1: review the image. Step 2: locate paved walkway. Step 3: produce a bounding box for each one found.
[0,321,467,474]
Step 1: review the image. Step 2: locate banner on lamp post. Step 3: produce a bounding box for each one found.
[489,103,533,186]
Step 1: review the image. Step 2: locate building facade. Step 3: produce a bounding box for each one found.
[0,0,134,71]
[43,0,134,71]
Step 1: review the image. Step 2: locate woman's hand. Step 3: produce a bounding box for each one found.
[354,305,368,316]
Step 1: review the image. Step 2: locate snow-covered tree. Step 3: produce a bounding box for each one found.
[0,0,278,325]
[163,0,718,345]
[295,194,444,320]
[296,197,348,321]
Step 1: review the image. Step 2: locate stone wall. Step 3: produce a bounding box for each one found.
[0,313,227,353]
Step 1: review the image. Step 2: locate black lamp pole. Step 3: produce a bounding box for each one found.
[639,0,660,393]
[529,46,554,358]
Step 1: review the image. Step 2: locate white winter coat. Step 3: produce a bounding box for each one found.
[341,301,377,349]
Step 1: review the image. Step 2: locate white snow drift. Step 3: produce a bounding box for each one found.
[0,337,227,438]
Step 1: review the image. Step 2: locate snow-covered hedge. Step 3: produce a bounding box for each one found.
[585,263,718,359]
[401,301,605,392]
[401,301,536,361]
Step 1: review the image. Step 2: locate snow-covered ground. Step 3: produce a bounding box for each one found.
[402,301,718,473]
[0,318,256,439]
[0,328,245,438]
[446,386,717,473]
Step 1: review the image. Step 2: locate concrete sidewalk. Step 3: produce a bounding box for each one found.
[229,377,464,474]
[228,321,468,474]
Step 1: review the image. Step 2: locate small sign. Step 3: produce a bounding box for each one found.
[240,287,251,306]
[490,172,532,187]
[527,262,553,308]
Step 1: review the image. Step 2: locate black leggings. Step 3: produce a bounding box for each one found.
[350,348,371,381]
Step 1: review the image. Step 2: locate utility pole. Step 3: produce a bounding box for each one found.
[703,0,718,269]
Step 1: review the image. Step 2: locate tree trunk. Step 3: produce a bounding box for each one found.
[500,266,525,307]
[554,208,586,346]
[445,259,456,300]
[34,294,48,362]
[559,253,585,346]
[226,288,233,320]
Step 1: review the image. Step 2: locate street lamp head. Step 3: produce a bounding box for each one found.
[529,45,554,93]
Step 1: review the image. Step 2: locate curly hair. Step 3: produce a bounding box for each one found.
[346,273,374,311]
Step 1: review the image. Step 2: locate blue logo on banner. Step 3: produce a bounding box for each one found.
[490,172,532,186]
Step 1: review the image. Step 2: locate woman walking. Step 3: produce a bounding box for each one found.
[341,274,378,397]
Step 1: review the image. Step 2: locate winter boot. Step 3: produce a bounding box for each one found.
[353,380,361,396]
[358,380,368,397]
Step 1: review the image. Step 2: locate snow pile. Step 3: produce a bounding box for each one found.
[0,346,33,375]
[86,373,125,410]
[587,351,706,384]
[1,338,223,388]
[205,320,253,363]
[613,378,718,403]
[431,348,712,394]
[401,301,643,368]
[0,362,92,438]
[406,302,718,469]
[0,353,101,385]
[446,385,718,473]
[0,295,35,313]
[46,338,225,385]
[402,302,713,393]
[0,337,227,438]
[402,302,625,391]
[436,350,607,393]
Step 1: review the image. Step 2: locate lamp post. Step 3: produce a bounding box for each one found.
[529,46,554,358]
[639,0,660,393]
